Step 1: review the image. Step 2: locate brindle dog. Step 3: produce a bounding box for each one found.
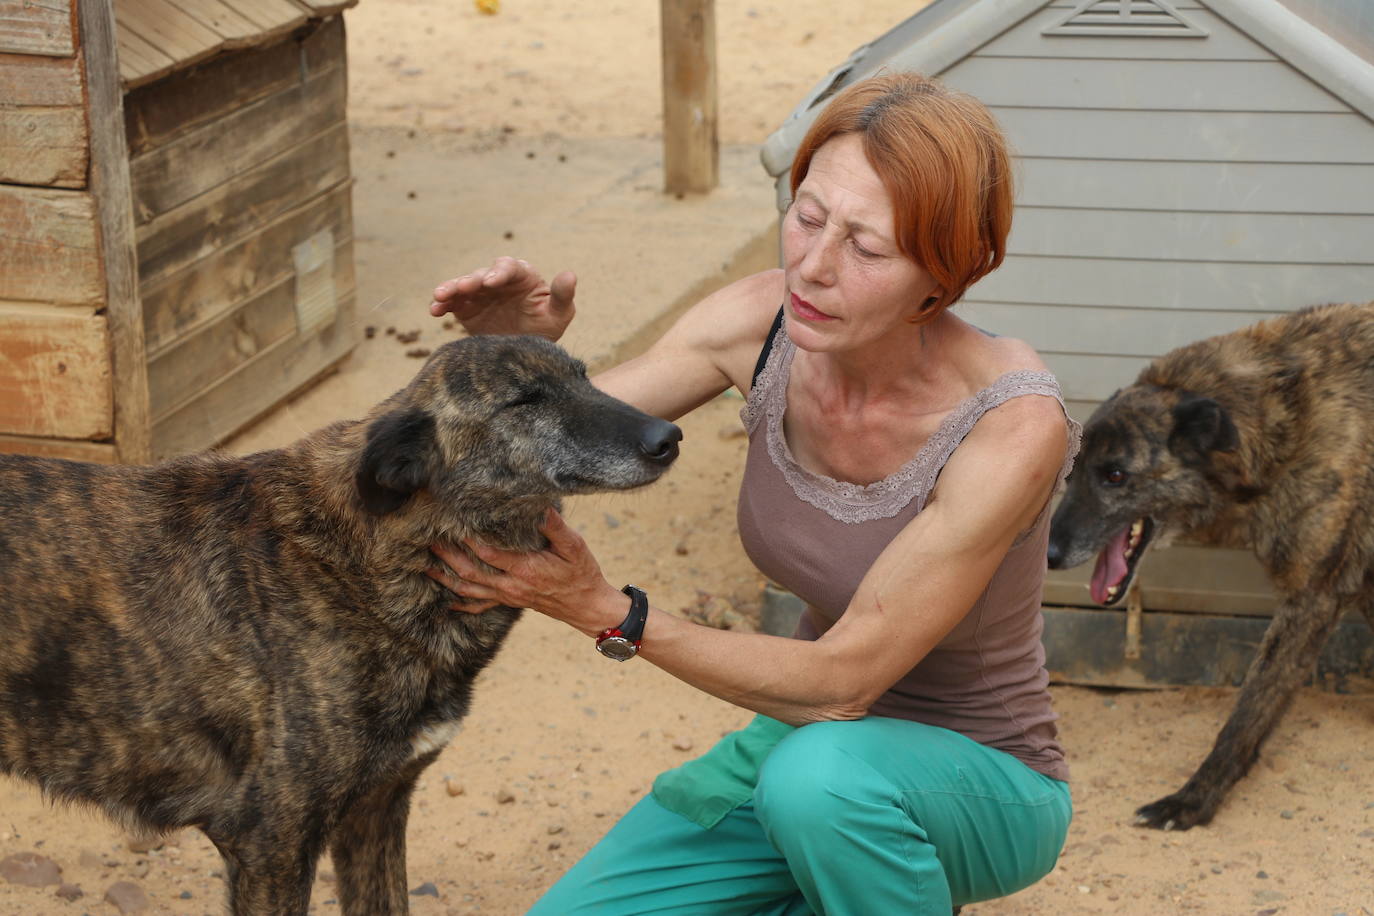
[0,334,681,914]
[1048,302,1374,831]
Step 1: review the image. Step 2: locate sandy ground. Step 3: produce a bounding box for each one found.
[3,1,1374,913]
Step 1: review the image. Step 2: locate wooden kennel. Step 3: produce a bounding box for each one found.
[1,0,358,463]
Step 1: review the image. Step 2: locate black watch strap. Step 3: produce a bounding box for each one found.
[618,584,649,641]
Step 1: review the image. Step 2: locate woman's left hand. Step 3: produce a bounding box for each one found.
[428,508,624,637]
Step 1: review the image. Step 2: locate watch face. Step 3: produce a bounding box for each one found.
[596,636,637,662]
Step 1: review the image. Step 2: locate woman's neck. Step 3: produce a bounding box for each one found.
[801,312,971,410]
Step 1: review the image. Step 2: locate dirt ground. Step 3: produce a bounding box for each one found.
[2,1,1373,913]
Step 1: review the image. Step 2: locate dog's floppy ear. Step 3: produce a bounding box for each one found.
[1169,394,1238,467]
[356,408,439,516]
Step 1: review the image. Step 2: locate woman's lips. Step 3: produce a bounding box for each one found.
[790,292,835,321]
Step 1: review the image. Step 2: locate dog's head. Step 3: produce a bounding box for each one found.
[354,335,681,528]
[1047,385,1243,605]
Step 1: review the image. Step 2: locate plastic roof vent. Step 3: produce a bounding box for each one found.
[1042,0,1208,38]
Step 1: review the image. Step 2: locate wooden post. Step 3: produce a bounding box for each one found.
[79,0,153,462]
[660,0,718,195]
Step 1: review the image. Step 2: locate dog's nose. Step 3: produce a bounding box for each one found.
[1046,539,1064,570]
[639,419,683,464]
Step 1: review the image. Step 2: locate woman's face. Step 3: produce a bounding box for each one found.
[782,133,941,354]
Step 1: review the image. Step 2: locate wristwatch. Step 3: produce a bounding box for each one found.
[595,585,649,662]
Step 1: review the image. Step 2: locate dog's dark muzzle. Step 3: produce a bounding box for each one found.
[639,419,683,466]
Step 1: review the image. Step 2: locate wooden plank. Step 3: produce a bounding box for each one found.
[960,301,1276,359]
[976,256,1374,312]
[147,236,354,419]
[136,123,350,285]
[993,108,1374,164]
[164,0,259,45]
[150,289,355,458]
[1010,207,1374,265]
[0,432,117,462]
[1043,543,1277,617]
[0,186,102,304]
[115,17,177,85]
[128,60,346,222]
[0,105,88,187]
[115,0,225,76]
[977,7,1273,60]
[140,181,352,352]
[0,0,74,56]
[660,0,717,195]
[123,17,342,156]
[1041,606,1373,692]
[946,57,1346,113]
[1016,159,1374,215]
[0,304,112,438]
[216,0,304,38]
[0,50,82,104]
[0,45,86,184]
[290,0,354,14]
[81,0,152,462]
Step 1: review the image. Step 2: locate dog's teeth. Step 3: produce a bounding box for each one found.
[1105,585,1119,601]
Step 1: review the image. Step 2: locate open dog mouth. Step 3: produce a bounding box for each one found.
[1089,518,1154,605]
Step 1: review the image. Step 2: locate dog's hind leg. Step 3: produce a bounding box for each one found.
[1133,593,1348,830]
[329,755,434,916]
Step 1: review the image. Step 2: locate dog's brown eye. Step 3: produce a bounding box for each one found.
[1103,467,1128,487]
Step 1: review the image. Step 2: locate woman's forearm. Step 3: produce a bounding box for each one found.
[619,602,871,726]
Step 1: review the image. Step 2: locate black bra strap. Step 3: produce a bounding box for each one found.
[751,307,785,388]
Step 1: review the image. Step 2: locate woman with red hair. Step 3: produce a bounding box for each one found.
[430,72,1076,914]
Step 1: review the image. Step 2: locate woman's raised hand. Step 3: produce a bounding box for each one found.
[429,257,577,340]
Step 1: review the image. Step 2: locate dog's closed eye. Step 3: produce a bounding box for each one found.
[505,390,543,409]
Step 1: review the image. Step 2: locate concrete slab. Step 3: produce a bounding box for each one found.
[224,128,779,455]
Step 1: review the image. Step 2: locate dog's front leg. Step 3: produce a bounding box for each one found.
[210,826,324,916]
[1134,593,1347,830]
[329,755,434,916]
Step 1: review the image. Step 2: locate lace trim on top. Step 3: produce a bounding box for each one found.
[741,331,1082,525]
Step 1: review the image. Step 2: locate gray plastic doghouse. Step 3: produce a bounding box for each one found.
[758,0,1374,689]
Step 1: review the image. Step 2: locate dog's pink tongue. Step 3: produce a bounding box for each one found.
[1089,528,1132,604]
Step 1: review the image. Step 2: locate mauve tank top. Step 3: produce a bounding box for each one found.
[736,322,1081,781]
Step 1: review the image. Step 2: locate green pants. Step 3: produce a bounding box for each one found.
[527,716,1071,915]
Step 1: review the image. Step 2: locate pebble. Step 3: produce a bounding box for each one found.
[125,835,164,854]
[406,347,432,358]
[364,325,377,338]
[55,883,83,900]
[671,737,694,752]
[410,882,440,897]
[104,880,150,913]
[1,852,62,887]
[396,329,422,344]
[1279,810,1294,819]
[496,788,517,804]
[445,778,465,797]
[547,825,564,835]
[78,849,106,870]
[603,513,621,529]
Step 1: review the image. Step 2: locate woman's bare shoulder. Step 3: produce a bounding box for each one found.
[656,268,785,385]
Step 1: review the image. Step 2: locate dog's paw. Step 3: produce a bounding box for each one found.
[1133,792,1214,831]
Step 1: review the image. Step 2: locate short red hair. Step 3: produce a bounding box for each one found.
[789,72,1014,321]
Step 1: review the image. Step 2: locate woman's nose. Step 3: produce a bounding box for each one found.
[797,235,836,285]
